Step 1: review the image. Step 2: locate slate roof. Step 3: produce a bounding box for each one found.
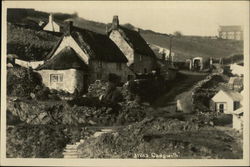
[223,89,243,101]
[46,25,128,63]
[37,46,88,70]
[109,26,156,58]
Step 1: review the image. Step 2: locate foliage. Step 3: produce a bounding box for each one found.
[174,31,183,37]
[7,124,69,158]
[7,23,60,61]
[6,124,95,158]
[7,67,43,98]
[127,74,166,103]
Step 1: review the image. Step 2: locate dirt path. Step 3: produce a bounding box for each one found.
[151,70,208,115]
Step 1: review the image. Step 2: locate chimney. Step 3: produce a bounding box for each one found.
[49,13,53,23]
[65,21,73,35]
[161,52,166,61]
[112,15,119,29]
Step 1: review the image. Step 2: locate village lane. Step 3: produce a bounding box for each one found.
[151,70,208,116]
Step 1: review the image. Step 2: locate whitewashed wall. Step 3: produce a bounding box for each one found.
[36,69,84,93]
[109,30,134,66]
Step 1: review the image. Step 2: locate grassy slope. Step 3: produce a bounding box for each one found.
[7,9,243,62]
[7,23,60,61]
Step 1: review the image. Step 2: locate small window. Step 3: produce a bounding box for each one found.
[116,63,122,70]
[144,68,147,73]
[219,104,224,113]
[233,101,240,110]
[50,74,63,83]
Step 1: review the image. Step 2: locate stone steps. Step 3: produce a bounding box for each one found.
[63,128,117,158]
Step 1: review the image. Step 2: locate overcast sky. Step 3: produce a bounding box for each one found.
[5,1,249,36]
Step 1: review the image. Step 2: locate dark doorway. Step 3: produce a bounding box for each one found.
[83,74,89,93]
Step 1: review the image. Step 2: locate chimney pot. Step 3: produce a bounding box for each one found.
[65,21,73,35]
[112,15,119,29]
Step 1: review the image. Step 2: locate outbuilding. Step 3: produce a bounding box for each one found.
[211,89,243,114]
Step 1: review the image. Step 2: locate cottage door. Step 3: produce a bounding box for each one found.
[83,74,89,93]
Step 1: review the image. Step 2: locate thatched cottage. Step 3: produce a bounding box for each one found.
[37,21,134,94]
[108,16,157,74]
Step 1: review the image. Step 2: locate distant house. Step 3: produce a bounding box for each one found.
[43,14,60,32]
[108,16,157,74]
[36,21,134,93]
[232,107,243,131]
[185,57,204,71]
[228,77,243,92]
[218,25,243,40]
[149,44,178,80]
[211,89,243,114]
[230,63,244,76]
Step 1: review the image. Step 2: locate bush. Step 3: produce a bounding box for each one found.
[6,124,95,158]
[7,67,43,97]
[7,124,69,158]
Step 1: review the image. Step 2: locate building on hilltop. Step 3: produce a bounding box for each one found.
[36,21,134,94]
[43,14,61,32]
[107,16,157,74]
[218,25,243,40]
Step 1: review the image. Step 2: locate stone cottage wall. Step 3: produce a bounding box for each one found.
[133,53,155,74]
[36,69,84,93]
[89,61,135,83]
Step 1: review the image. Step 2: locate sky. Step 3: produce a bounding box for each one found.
[4,1,249,36]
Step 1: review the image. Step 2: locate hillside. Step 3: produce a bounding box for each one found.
[7,9,243,62]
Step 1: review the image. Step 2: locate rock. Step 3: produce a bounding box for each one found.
[30,93,36,99]
[88,120,97,125]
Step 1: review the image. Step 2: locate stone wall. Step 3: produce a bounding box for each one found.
[36,69,84,93]
[89,60,135,83]
[133,53,155,74]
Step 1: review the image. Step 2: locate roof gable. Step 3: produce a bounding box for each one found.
[70,26,128,63]
[37,46,88,70]
[212,90,243,102]
[109,26,156,58]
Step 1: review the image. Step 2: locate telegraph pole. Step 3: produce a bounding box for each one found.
[169,35,173,65]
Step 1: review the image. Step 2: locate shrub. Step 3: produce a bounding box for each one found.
[7,67,43,97]
[6,124,95,158]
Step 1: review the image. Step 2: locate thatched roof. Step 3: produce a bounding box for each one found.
[109,26,156,58]
[47,25,128,63]
[37,46,88,70]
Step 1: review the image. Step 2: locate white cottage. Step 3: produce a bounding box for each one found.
[43,14,60,32]
[37,21,134,94]
[211,89,243,114]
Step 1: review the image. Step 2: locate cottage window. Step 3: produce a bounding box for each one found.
[50,74,63,83]
[233,101,240,111]
[219,104,224,113]
[116,63,122,70]
[139,55,143,61]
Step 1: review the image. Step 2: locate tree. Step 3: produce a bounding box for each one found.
[174,31,183,37]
